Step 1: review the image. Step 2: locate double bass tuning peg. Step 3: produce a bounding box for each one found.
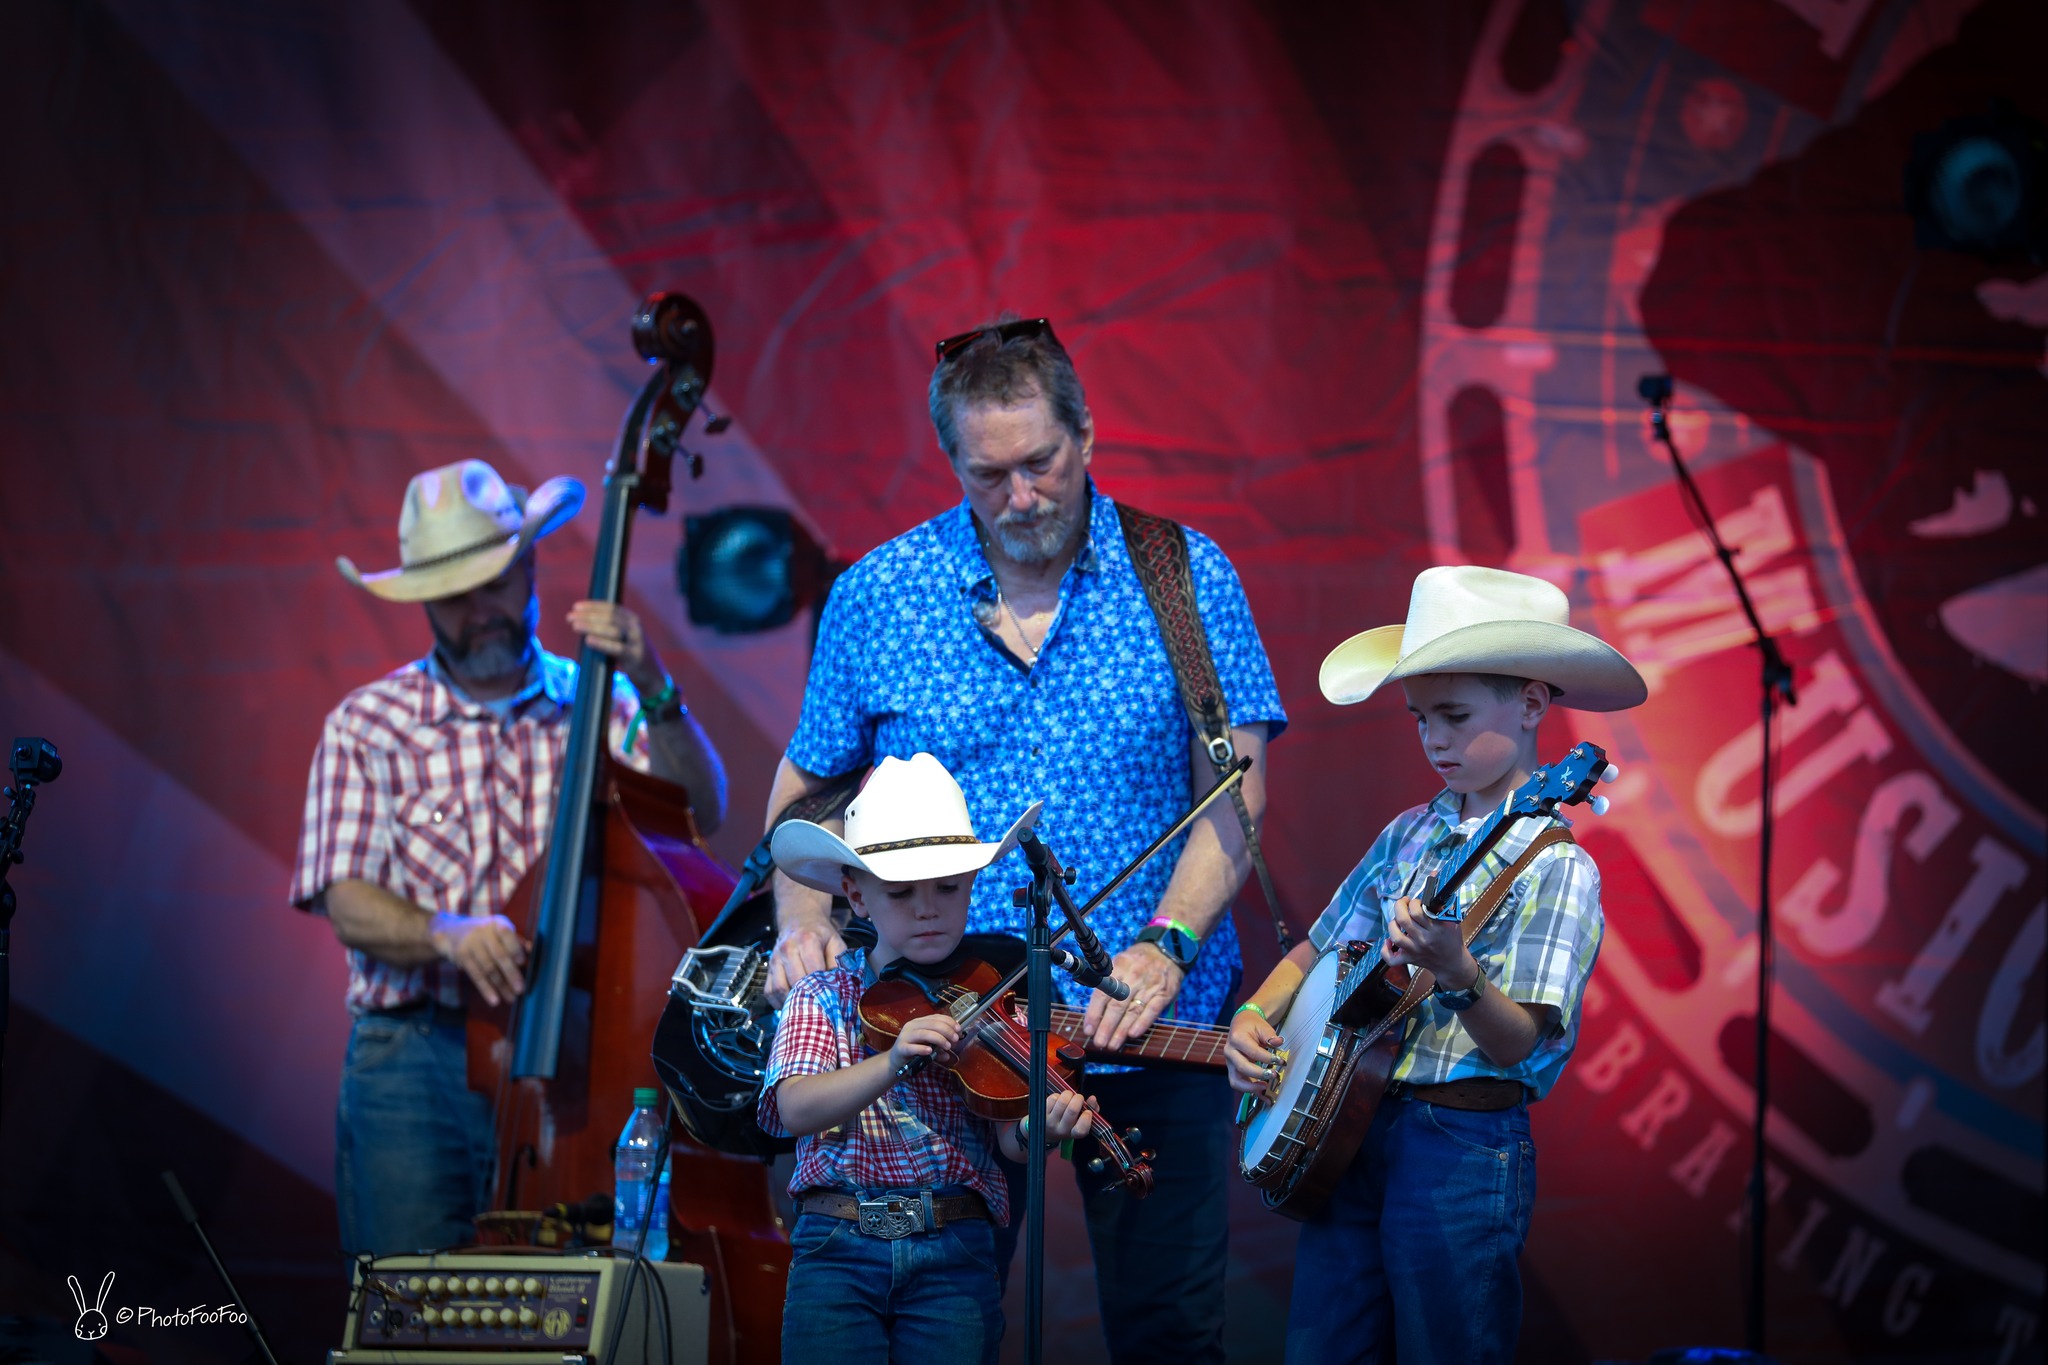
[701,405,732,435]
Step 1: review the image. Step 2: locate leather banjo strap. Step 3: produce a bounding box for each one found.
[1117,502,1294,951]
[709,766,869,928]
[1360,825,1579,1049]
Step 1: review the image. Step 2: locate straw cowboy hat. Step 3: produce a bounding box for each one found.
[772,753,1042,892]
[337,459,585,603]
[1320,565,1647,711]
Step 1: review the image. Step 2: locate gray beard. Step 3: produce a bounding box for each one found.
[445,633,533,687]
[431,596,539,690]
[991,500,1083,565]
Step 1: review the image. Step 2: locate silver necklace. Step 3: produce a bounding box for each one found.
[995,583,1045,663]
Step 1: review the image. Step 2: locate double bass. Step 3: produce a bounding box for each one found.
[464,293,788,1361]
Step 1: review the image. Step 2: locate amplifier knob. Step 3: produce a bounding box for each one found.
[427,1275,445,1294]
[421,1306,439,1326]
[519,1306,538,1327]
[480,1307,498,1326]
[464,1276,483,1294]
[459,1307,477,1326]
[522,1276,541,1296]
[484,1276,502,1294]
[407,1276,425,1294]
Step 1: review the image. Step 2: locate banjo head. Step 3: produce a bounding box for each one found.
[1239,950,1345,1180]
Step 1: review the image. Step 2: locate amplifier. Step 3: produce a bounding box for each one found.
[331,1252,708,1365]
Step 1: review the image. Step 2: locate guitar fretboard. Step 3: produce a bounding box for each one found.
[1048,1005,1229,1072]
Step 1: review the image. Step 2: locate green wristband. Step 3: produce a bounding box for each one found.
[1234,1001,1269,1023]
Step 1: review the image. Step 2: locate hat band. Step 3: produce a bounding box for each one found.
[854,834,983,855]
[401,528,520,572]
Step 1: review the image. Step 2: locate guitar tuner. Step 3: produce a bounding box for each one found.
[1589,796,1611,816]
[1600,763,1621,784]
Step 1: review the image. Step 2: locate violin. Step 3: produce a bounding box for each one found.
[857,950,1156,1197]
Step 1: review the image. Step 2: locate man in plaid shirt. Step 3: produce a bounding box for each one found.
[1226,566,1646,1365]
[291,460,727,1261]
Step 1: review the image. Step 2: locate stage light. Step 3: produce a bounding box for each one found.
[676,507,837,634]
[1906,102,2048,260]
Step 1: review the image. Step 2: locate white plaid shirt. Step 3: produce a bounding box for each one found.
[1307,788,1603,1099]
[291,649,646,1014]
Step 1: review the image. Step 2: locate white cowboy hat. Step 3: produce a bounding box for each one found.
[1320,565,1646,711]
[337,459,585,603]
[772,753,1042,893]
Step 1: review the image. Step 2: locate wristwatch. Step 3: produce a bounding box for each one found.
[1135,919,1202,971]
[1432,965,1486,1013]
[640,677,688,727]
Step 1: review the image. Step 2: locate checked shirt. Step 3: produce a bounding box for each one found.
[291,649,647,1014]
[759,950,1009,1221]
[1307,787,1604,1100]
[786,481,1286,1029]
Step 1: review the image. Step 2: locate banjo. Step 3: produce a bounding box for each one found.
[1237,742,1619,1219]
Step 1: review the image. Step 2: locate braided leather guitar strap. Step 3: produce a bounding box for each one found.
[1117,503,1293,951]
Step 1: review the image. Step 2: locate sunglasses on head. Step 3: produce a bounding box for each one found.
[933,318,1058,364]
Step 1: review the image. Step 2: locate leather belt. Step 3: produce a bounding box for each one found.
[798,1190,989,1240]
[1393,1078,1527,1111]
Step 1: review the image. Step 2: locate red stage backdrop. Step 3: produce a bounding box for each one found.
[0,2,2039,1362]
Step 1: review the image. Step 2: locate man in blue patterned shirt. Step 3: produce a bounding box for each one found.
[765,318,1286,1364]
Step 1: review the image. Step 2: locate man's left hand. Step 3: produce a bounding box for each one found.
[1081,942,1186,1052]
[569,600,667,697]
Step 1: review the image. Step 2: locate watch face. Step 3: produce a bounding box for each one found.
[1147,926,1197,967]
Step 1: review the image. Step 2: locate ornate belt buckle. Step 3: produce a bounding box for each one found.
[857,1194,928,1239]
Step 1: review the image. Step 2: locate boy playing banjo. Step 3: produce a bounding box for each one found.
[1225,566,1647,1364]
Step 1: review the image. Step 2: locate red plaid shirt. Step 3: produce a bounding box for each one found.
[758,952,1008,1222]
[291,650,646,1014]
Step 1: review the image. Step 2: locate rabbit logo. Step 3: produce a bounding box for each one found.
[70,1272,114,1341]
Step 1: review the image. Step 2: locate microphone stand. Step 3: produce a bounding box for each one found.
[162,1170,284,1365]
[1640,377,1797,1357]
[0,738,62,1133]
[994,757,1250,1365]
[1013,841,1061,1365]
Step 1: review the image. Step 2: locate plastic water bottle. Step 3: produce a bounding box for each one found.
[613,1087,670,1260]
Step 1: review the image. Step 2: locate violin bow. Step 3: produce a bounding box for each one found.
[942,754,1251,1038]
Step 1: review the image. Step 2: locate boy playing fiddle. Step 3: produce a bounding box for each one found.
[1225,566,1646,1364]
[762,752,1096,1365]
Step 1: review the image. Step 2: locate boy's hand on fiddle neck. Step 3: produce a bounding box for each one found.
[1381,896,1478,989]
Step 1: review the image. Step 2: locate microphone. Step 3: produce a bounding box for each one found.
[1637,373,1673,406]
[1052,947,1132,1001]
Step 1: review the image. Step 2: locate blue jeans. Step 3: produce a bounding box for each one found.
[1285,1097,1536,1365]
[334,1003,494,1262]
[781,1209,1005,1365]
